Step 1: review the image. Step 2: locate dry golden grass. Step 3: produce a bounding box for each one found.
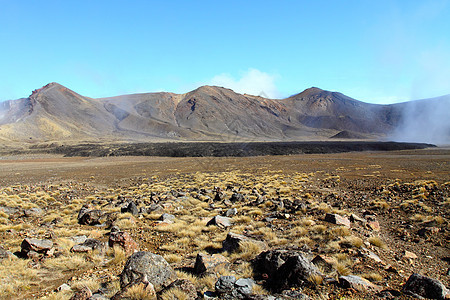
[72,279,100,293]
[0,257,39,298]
[308,273,324,286]
[123,283,156,300]
[368,236,388,249]
[164,254,183,264]
[107,245,127,265]
[160,287,191,300]
[44,254,90,272]
[229,240,263,261]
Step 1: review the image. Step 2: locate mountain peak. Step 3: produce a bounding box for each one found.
[30,82,64,98]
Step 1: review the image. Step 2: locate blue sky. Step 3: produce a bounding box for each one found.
[1,0,449,103]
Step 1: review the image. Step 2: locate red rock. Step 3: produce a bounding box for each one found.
[109,231,139,256]
[367,221,380,231]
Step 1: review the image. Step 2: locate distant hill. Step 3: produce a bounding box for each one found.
[0,82,448,144]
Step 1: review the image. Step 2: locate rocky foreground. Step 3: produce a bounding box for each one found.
[0,151,449,299]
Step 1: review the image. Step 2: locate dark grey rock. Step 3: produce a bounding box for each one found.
[121,201,139,216]
[215,276,255,299]
[402,273,449,299]
[78,206,105,225]
[120,251,177,292]
[230,193,244,202]
[234,278,254,297]
[252,249,320,292]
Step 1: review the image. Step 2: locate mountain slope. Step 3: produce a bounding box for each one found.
[0,83,448,144]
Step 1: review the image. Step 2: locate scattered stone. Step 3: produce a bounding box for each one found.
[110,225,120,233]
[417,227,439,237]
[350,213,366,224]
[160,279,197,299]
[222,232,267,253]
[324,213,350,227]
[225,208,238,217]
[194,253,230,274]
[280,289,310,299]
[90,294,109,300]
[69,286,92,300]
[0,245,11,260]
[367,220,381,231]
[402,273,449,299]
[71,238,105,253]
[207,215,232,228]
[230,193,245,202]
[121,201,139,216]
[359,248,383,263]
[24,207,44,217]
[57,283,72,292]
[339,275,382,293]
[159,213,175,224]
[403,250,418,260]
[21,238,53,256]
[70,235,88,244]
[109,231,139,256]
[120,251,177,292]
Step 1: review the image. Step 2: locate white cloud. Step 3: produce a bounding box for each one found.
[209,68,280,98]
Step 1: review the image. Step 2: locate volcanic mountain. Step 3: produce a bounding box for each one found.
[0,82,448,144]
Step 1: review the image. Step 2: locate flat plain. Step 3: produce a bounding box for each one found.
[0,147,448,299]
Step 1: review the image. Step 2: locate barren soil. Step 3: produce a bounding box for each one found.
[0,147,448,299]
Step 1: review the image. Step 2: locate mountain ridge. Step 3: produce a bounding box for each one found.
[0,83,448,145]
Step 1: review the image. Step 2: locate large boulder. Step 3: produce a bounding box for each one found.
[120,251,177,292]
[402,273,449,299]
[252,249,321,292]
[78,205,105,225]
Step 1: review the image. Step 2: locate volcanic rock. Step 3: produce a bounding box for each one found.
[120,251,177,292]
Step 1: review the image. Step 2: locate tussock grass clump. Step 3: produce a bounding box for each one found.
[368,236,388,249]
[123,283,156,300]
[229,240,263,261]
[0,258,39,298]
[160,288,191,300]
[72,279,100,293]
